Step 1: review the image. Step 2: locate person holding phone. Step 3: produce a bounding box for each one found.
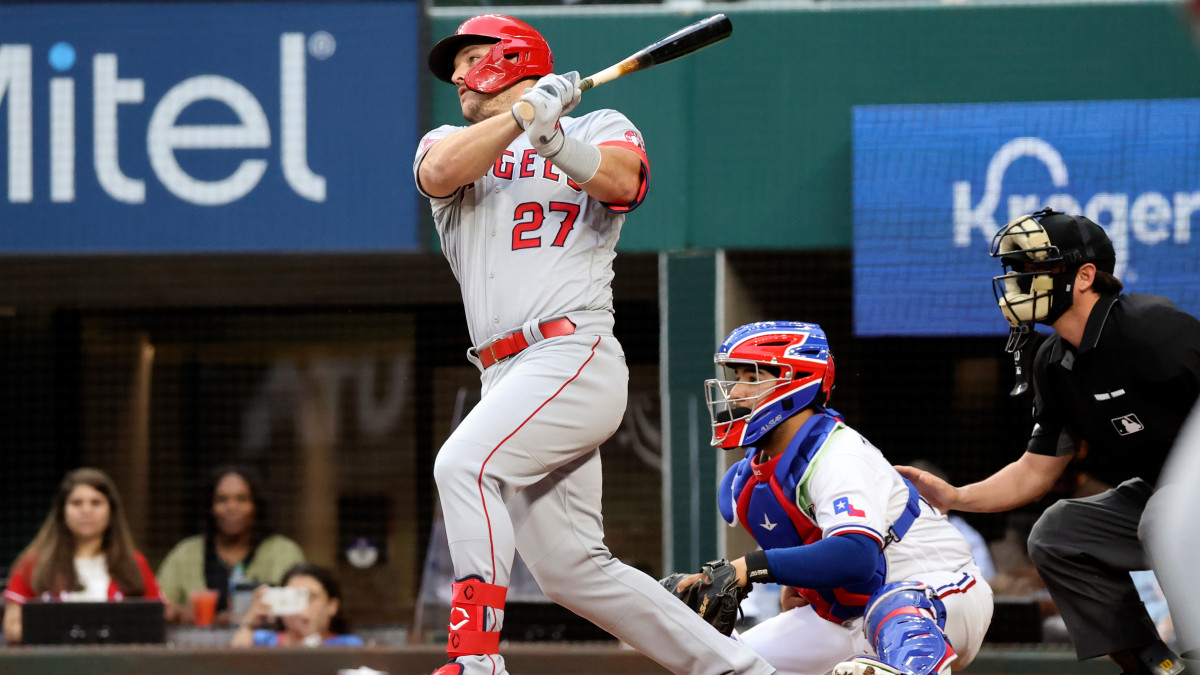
[158,465,304,625]
[231,562,361,647]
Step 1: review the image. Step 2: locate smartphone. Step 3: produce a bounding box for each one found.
[264,586,309,616]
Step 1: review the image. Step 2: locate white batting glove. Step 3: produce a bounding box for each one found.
[512,72,581,156]
[546,71,583,115]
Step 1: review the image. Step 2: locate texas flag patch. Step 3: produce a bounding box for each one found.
[833,496,866,517]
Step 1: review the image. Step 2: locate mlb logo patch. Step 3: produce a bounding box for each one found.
[1112,414,1145,435]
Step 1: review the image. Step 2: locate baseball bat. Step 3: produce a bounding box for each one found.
[515,13,733,122]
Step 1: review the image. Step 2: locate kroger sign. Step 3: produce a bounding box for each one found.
[852,98,1200,337]
[0,2,419,253]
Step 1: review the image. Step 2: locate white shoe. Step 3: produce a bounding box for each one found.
[832,656,903,675]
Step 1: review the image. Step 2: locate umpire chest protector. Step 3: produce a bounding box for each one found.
[719,412,920,623]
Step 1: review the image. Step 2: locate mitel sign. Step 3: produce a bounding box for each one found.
[0,2,420,253]
[852,99,1200,337]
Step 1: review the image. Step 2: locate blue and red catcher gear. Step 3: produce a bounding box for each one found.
[706,321,835,449]
[860,581,955,675]
[428,15,554,94]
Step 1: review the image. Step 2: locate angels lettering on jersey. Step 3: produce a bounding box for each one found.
[488,148,584,193]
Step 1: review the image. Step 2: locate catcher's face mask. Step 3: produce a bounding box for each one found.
[705,363,786,448]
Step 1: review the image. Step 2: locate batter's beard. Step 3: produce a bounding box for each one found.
[461,87,522,125]
[460,97,490,124]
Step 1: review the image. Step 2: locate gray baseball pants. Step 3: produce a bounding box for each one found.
[1027,478,1165,660]
[434,315,774,675]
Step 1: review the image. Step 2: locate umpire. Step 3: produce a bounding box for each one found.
[898,208,1200,674]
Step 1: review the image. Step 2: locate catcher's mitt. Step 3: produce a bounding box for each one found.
[659,558,751,636]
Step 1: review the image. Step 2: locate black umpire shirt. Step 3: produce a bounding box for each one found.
[1028,293,1200,487]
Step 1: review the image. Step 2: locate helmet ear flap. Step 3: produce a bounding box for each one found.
[820,354,835,405]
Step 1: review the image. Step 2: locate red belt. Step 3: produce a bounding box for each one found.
[478,318,576,369]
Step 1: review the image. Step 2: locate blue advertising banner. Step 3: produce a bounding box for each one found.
[0,2,419,253]
[853,99,1200,337]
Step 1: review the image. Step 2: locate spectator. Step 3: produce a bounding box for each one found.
[231,562,362,647]
[157,465,304,624]
[2,468,162,645]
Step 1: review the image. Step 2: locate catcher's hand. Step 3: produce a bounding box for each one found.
[781,585,809,612]
[658,558,751,636]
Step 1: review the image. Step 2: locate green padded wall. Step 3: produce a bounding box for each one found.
[428,2,1200,251]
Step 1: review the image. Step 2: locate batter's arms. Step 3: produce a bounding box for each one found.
[580,145,643,205]
[896,450,1074,514]
[418,114,524,198]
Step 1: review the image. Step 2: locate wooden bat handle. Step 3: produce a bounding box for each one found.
[514,76,598,123]
[516,100,535,123]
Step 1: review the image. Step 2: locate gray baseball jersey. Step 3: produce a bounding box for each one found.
[415,112,775,675]
[415,109,647,349]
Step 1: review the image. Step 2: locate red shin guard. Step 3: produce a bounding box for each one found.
[446,578,507,659]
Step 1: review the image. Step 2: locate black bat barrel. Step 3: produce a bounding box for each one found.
[635,14,733,67]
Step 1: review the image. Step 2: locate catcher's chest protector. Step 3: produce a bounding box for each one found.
[720,413,889,624]
[719,413,844,546]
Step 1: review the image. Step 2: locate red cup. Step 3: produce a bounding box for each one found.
[190,589,219,627]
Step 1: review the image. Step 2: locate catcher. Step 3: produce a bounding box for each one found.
[666,322,993,675]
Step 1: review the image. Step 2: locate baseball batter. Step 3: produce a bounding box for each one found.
[414,15,775,675]
[690,321,993,675]
[1147,401,1200,656]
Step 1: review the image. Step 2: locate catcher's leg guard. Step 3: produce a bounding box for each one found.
[835,581,956,675]
[445,576,508,659]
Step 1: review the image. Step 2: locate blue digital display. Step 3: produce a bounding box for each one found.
[853,99,1200,336]
[0,2,420,253]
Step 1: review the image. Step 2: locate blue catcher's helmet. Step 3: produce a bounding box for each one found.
[705,321,835,449]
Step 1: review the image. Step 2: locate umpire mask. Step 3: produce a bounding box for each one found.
[990,208,1115,352]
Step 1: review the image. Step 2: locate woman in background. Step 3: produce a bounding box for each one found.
[3,467,162,644]
[158,464,304,624]
[231,562,362,647]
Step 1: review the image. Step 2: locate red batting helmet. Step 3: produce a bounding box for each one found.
[428,15,554,94]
